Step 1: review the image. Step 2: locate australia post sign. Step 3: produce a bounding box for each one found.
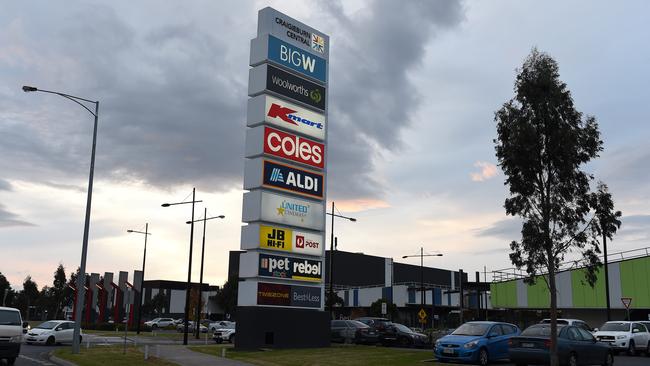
[247,94,325,140]
[241,223,323,256]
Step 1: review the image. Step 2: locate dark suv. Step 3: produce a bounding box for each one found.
[355,317,398,345]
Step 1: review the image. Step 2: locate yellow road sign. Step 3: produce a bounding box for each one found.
[418,308,427,321]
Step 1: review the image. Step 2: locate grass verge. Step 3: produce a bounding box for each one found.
[53,345,177,366]
[190,344,440,366]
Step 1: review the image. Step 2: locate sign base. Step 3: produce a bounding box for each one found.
[235,306,330,349]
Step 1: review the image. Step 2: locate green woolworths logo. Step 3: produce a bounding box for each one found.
[310,89,322,103]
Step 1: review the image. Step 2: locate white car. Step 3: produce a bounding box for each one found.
[213,323,235,344]
[25,320,83,346]
[144,317,175,329]
[208,320,234,332]
[0,307,26,365]
[176,321,208,333]
[594,321,650,355]
[540,318,592,331]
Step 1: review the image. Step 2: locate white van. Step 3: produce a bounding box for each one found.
[0,306,25,365]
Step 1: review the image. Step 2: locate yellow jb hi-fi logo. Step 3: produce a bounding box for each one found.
[260,225,292,251]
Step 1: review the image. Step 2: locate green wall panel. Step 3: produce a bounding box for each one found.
[527,277,550,308]
[620,256,650,308]
[490,280,517,308]
[571,267,606,308]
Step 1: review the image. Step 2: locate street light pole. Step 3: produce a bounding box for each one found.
[326,202,356,319]
[186,210,225,339]
[162,188,202,345]
[23,85,99,355]
[127,224,152,335]
[402,249,442,327]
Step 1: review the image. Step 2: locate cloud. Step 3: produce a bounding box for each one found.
[473,218,522,241]
[470,161,498,182]
[0,204,34,228]
[0,179,11,191]
[333,198,390,213]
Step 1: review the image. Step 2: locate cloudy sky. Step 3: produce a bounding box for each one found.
[1,0,649,290]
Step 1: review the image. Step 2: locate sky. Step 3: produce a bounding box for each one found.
[1,0,649,291]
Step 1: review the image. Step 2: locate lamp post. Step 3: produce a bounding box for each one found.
[186,209,225,338]
[326,202,356,318]
[23,85,99,354]
[127,224,152,335]
[402,248,442,326]
[162,188,202,345]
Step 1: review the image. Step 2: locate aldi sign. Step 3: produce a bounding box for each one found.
[244,158,323,199]
[251,35,326,83]
[249,64,326,111]
[247,95,325,140]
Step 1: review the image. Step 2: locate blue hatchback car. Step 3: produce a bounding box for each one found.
[434,321,521,365]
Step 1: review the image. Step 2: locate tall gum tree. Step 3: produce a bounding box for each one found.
[494,48,620,366]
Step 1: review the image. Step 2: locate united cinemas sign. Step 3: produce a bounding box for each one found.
[257,282,321,308]
[244,158,323,199]
[247,94,325,140]
[245,126,324,169]
[240,223,323,256]
[259,253,322,282]
[242,190,324,231]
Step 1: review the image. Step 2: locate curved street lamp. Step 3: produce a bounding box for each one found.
[23,85,99,355]
[402,248,443,324]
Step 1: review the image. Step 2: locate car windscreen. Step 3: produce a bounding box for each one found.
[0,310,21,326]
[521,325,562,337]
[601,323,630,332]
[452,323,491,336]
[540,319,568,325]
[394,324,414,333]
[35,321,59,329]
[347,320,369,329]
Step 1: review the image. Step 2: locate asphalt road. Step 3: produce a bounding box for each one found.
[7,343,62,366]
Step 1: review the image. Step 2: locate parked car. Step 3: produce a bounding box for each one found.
[509,323,614,366]
[208,320,234,332]
[540,318,592,331]
[24,320,83,346]
[391,323,429,348]
[213,323,235,344]
[593,321,650,355]
[144,317,176,329]
[0,307,26,365]
[176,321,208,333]
[434,321,520,365]
[355,317,398,345]
[330,320,379,344]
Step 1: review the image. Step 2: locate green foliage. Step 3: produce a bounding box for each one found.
[325,290,344,309]
[214,277,238,318]
[0,273,15,307]
[150,292,166,316]
[368,299,397,319]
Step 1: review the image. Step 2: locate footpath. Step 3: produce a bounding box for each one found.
[155,345,252,366]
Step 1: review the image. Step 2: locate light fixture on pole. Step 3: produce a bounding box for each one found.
[127,224,152,335]
[23,85,99,355]
[161,188,202,345]
[186,210,225,339]
[326,202,356,318]
[402,248,443,325]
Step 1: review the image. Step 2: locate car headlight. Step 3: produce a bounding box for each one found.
[464,340,480,349]
[616,335,627,339]
[9,335,22,342]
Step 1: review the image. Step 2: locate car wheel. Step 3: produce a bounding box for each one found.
[628,340,636,356]
[7,357,17,365]
[229,334,235,344]
[79,335,83,343]
[46,336,55,346]
[646,341,650,357]
[152,324,158,329]
[602,352,614,366]
[568,353,578,366]
[398,336,411,347]
[214,338,223,344]
[478,348,489,366]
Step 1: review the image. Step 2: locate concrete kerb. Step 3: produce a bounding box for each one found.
[48,351,78,366]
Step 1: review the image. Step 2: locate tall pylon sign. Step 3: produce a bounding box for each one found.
[236,7,330,349]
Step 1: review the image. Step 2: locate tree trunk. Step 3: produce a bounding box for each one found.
[549,264,559,366]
